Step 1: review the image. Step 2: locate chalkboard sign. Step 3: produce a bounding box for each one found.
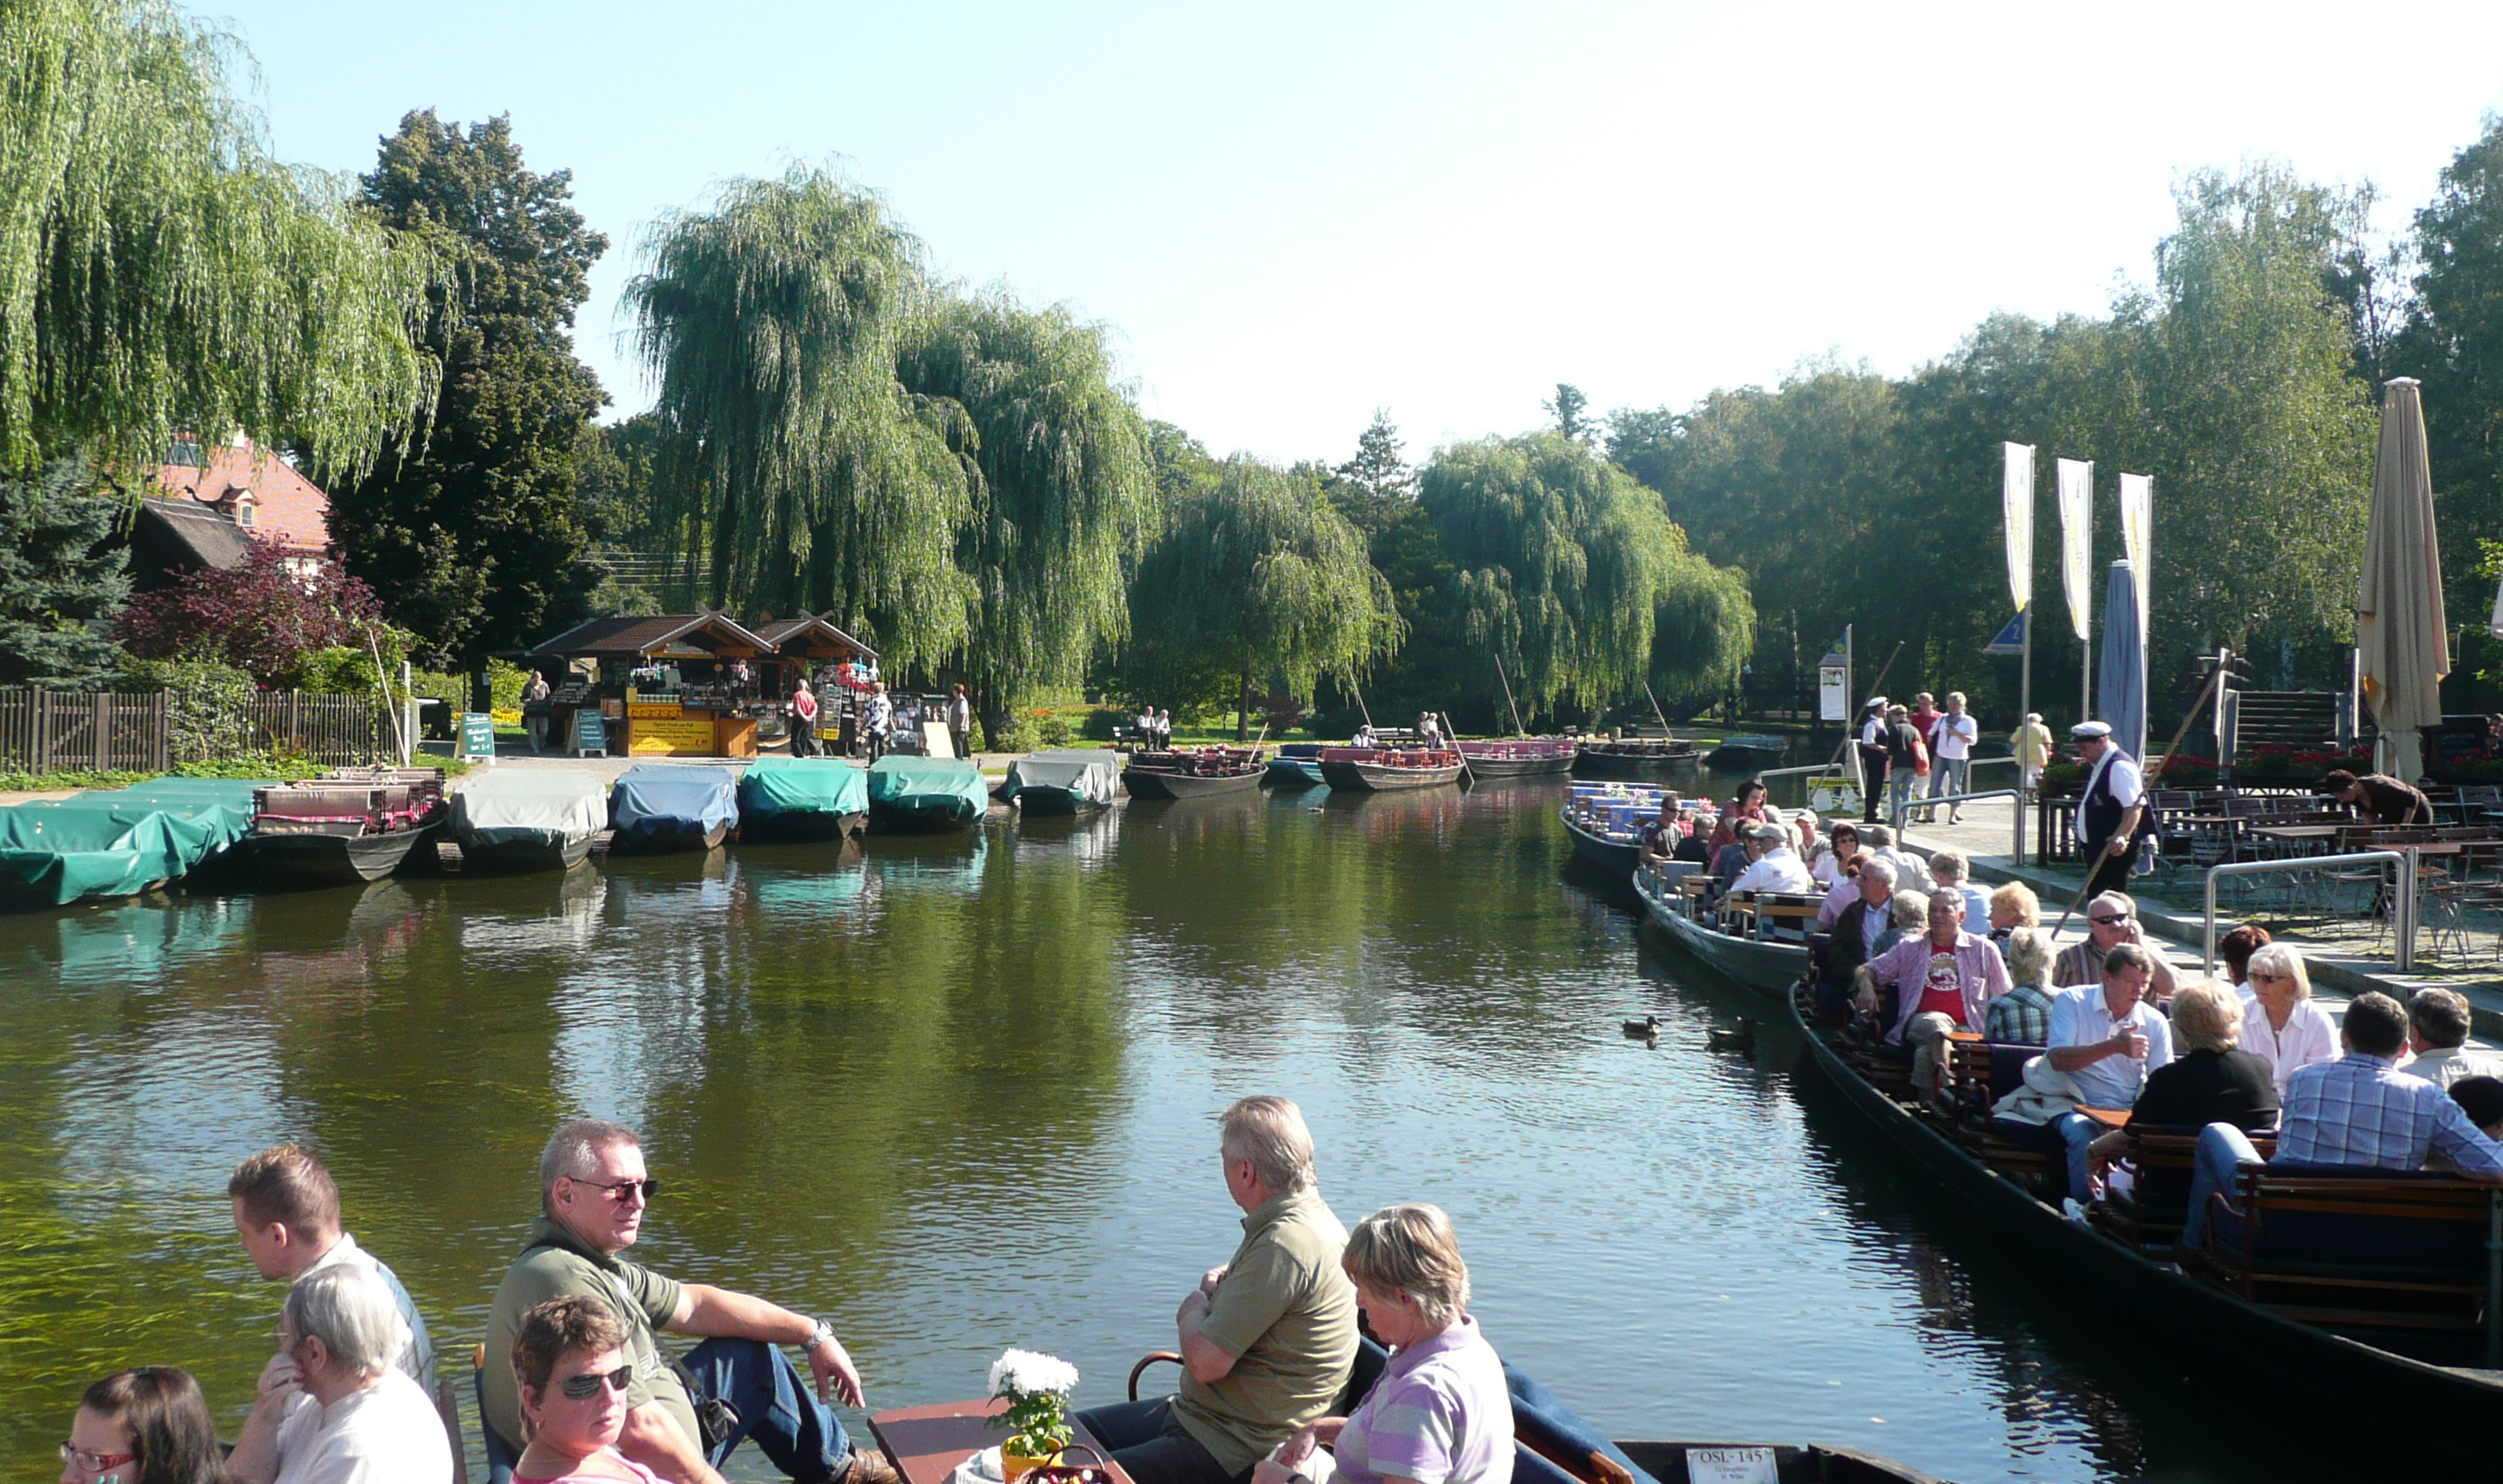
[571,709,608,757]
[459,712,495,760]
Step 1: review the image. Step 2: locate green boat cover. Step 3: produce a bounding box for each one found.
[866,756,990,823]
[737,758,870,821]
[0,777,270,907]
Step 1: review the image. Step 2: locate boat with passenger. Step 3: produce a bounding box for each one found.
[1458,735,1577,780]
[1783,976,2503,1466]
[1632,860,1814,996]
[866,755,992,832]
[1265,742,1327,788]
[606,764,740,852]
[999,748,1124,814]
[249,767,450,885]
[0,776,268,907]
[1573,733,1699,780]
[736,756,868,841]
[1560,783,1674,873]
[1122,746,1266,799]
[1315,743,1463,792]
[449,767,606,872]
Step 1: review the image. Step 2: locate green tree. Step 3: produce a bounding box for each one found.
[0,0,435,476]
[624,164,975,668]
[330,112,610,668]
[2398,115,2503,612]
[1128,457,1403,738]
[1544,383,1595,444]
[0,456,128,685]
[898,290,1156,746]
[1420,431,1745,718]
[1334,410,1415,502]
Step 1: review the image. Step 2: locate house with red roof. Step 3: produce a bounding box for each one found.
[129,432,338,591]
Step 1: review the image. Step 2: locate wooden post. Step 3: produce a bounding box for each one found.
[33,688,49,774]
[152,690,169,772]
[92,691,107,772]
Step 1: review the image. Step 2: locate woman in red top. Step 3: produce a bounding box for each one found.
[508,1298,661,1484]
[1707,779,1771,857]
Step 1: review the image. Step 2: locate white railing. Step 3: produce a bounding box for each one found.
[1891,788,2029,865]
[2202,850,2417,975]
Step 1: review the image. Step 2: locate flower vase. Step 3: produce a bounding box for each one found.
[1002,1446,1060,1482]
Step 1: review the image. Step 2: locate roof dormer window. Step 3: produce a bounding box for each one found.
[234,491,256,528]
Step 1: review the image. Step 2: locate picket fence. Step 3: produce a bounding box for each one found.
[0,690,392,774]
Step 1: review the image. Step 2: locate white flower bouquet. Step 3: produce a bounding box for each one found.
[988,1349,1081,1461]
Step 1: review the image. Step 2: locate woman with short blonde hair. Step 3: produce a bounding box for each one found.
[2167,979,2247,1054]
[2241,944,2336,1094]
[1255,1205,1512,1484]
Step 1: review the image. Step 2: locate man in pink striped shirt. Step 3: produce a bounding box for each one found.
[1854,887,2012,1102]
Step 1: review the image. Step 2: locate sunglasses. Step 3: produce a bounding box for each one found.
[571,1177,661,1203]
[558,1364,636,1400]
[60,1446,137,1474]
[2089,914,2131,927]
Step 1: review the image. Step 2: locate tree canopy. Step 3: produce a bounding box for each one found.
[0,0,436,477]
[328,111,610,668]
[0,456,129,685]
[624,164,975,668]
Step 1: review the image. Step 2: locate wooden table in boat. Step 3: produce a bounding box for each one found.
[868,1399,1132,1484]
[1721,899,1823,940]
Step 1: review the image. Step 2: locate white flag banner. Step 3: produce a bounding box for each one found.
[2002,443,2035,614]
[2057,458,2093,641]
[2119,472,2152,634]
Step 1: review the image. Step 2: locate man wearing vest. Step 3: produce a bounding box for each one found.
[2072,721,2149,900]
[482,1118,898,1484]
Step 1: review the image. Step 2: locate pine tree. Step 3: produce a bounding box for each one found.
[0,457,130,686]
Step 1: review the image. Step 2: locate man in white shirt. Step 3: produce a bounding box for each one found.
[2037,943,2174,1200]
[2072,720,2148,900]
[1926,692,1980,823]
[230,1145,432,1385]
[1862,824,1935,895]
[1726,822,1815,899]
[2404,988,2503,1088]
[864,683,894,762]
[229,1264,452,1484]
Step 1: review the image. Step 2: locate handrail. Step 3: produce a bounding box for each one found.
[2202,850,2416,974]
[1752,764,1829,780]
[1891,788,2029,865]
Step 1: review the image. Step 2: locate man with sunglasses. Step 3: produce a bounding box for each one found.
[482,1118,898,1484]
[2050,892,2177,1004]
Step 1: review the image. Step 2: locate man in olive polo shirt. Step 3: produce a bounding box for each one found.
[1078,1096,1358,1484]
[482,1117,898,1484]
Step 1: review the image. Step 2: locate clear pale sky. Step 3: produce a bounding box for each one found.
[210,1,2503,465]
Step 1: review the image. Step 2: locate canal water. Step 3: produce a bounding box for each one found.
[0,778,2381,1482]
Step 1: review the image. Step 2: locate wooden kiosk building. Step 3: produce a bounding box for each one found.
[521,611,878,758]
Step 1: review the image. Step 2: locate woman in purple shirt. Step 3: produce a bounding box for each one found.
[1255,1206,1513,1484]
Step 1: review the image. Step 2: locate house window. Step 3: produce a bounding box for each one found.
[235,493,256,528]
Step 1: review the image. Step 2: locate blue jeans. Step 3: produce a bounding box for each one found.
[2052,1111,2099,1202]
[1888,769,1916,824]
[684,1337,856,1482]
[2178,1122,2264,1253]
[1927,758,1969,812]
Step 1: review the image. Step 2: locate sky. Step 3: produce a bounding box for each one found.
[208,1,2503,466]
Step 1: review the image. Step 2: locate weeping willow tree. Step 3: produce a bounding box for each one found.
[1650,545,1756,698]
[898,290,1156,745]
[624,164,975,665]
[1128,456,1403,738]
[1420,431,1752,720]
[0,0,437,476]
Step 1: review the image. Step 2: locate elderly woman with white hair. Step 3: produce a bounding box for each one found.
[2087,980,2279,1207]
[231,1263,452,1484]
[2238,943,2339,1095]
[1256,1205,1512,1484]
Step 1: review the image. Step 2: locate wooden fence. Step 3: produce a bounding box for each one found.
[0,690,391,774]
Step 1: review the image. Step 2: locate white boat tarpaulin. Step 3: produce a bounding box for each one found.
[1004,749,1124,806]
[2058,458,2093,641]
[2002,442,2035,614]
[452,767,607,844]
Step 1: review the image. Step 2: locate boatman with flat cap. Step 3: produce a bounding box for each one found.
[2072,722,2150,900]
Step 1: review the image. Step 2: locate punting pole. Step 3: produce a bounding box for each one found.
[1495,654,1526,738]
[1643,680,1671,734]
[1345,665,1375,731]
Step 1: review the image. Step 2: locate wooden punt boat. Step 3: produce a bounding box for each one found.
[1705,733,1791,771]
[1459,736,1577,779]
[1265,743,1327,788]
[1558,783,1673,874]
[1315,745,1463,791]
[1632,864,1812,997]
[0,778,269,907]
[606,765,738,853]
[249,769,451,886]
[450,768,604,873]
[1574,736,1700,780]
[866,756,991,832]
[1123,746,1266,799]
[1614,1441,1938,1483]
[1784,980,2503,1467]
[736,757,868,842]
[999,749,1123,814]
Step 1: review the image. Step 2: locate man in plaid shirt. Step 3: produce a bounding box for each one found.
[2178,992,2503,1250]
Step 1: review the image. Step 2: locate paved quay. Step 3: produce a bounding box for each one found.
[1890,794,2503,1040]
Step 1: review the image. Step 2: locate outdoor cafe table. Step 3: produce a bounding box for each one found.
[869,1399,1134,1484]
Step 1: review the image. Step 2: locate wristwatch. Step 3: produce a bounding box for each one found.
[803,1319,836,1352]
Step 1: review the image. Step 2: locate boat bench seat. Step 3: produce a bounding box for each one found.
[257,786,403,816]
[2087,1127,2277,1256]
[1941,1034,2056,1185]
[2189,1166,2503,1346]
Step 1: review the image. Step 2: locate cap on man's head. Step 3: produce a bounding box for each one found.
[1747,822,1787,843]
[2072,721,2112,739]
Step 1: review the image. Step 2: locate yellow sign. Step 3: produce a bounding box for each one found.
[629,716,715,755]
[625,688,682,719]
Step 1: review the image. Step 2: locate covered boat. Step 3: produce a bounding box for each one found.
[1265,742,1327,788]
[736,757,869,842]
[1705,733,1791,771]
[1123,746,1265,799]
[866,756,990,832]
[1573,735,1698,779]
[999,749,1122,814]
[449,768,606,872]
[250,772,446,886]
[1315,744,1463,792]
[608,765,740,852]
[0,777,266,908]
[1458,736,1576,779]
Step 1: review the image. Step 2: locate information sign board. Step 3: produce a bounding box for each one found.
[459,712,495,760]
[572,709,608,756]
[1817,664,1848,722]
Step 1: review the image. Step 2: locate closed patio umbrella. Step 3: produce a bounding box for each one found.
[2099,559,2145,763]
[2359,377,2447,782]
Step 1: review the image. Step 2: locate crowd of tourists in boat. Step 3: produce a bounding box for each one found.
[55,1099,1537,1484]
